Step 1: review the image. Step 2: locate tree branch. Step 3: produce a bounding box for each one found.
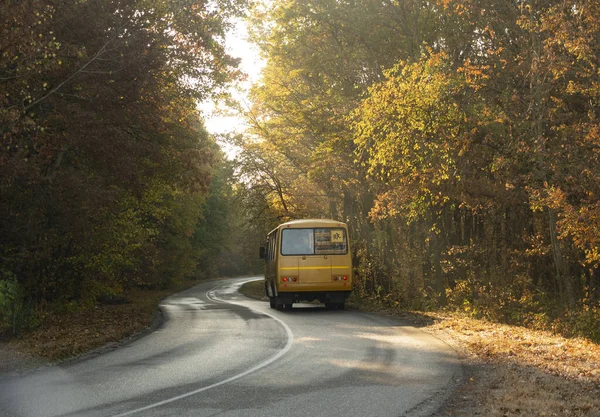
[24,39,112,112]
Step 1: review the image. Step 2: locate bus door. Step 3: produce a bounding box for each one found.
[299,254,332,283]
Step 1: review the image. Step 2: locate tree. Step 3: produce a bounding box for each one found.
[0,0,248,332]
[241,0,600,338]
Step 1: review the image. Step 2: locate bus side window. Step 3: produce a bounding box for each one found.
[264,238,270,260]
[270,231,277,261]
[264,231,276,262]
[268,237,272,261]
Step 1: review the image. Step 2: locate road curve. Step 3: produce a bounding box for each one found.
[0,277,461,417]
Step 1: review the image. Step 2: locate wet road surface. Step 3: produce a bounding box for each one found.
[0,277,461,417]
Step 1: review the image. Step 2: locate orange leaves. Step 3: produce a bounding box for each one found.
[558,202,600,266]
[458,58,490,91]
[527,183,600,266]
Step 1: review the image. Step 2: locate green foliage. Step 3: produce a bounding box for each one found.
[558,306,600,343]
[0,0,251,334]
[0,270,37,335]
[353,53,469,219]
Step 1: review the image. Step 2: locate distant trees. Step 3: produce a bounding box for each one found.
[241,0,600,340]
[0,0,249,333]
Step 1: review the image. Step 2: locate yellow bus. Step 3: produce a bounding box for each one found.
[260,219,352,310]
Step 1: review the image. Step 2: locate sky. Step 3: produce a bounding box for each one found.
[200,19,265,138]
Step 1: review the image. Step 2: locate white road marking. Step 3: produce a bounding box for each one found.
[111,278,293,417]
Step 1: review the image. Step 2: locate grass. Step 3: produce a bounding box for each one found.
[239,279,268,301]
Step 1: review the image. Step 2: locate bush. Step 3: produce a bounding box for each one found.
[551,305,600,343]
[0,270,36,335]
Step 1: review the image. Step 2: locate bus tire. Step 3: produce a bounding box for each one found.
[269,297,276,309]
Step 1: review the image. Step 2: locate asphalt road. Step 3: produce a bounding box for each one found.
[0,277,461,417]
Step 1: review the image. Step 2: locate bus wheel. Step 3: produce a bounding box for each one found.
[269,297,276,309]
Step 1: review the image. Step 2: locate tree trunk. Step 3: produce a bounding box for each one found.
[430,229,446,307]
[548,207,576,310]
[591,266,600,305]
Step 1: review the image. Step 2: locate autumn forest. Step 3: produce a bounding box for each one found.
[1,0,600,341]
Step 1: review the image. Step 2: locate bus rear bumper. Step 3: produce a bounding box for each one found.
[276,290,351,304]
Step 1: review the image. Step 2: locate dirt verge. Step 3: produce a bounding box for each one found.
[0,278,207,374]
[426,314,600,417]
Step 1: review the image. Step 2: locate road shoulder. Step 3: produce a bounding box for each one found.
[237,281,600,417]
[0,278,218,375]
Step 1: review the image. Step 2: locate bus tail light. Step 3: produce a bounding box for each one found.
[282,276,297,283]
[282,277,288,282]
[333,275,349,281]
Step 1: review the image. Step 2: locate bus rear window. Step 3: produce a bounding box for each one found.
[281,228,347,255]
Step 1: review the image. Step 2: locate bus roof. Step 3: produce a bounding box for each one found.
[267,219,348,238]
[279,219,347,228]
